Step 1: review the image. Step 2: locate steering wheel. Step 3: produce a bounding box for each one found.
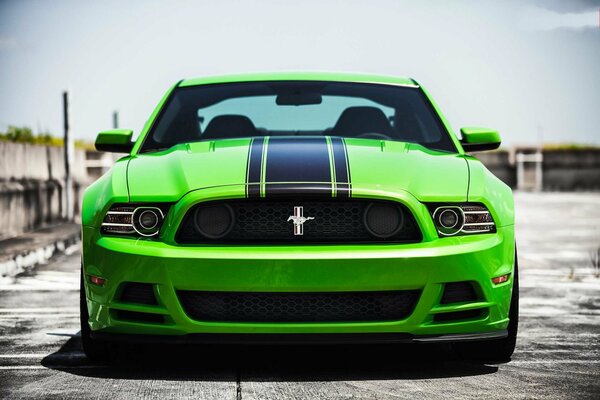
[355,132,392,140]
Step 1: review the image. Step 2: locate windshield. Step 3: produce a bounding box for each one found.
[141,81,456,153]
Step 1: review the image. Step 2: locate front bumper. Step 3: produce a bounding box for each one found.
[82,224,515,339]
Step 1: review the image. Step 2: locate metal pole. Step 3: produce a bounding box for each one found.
[516,153,524,190]
[536,125,544,192]
[535,152,543,192]
[63,91,73,221]
[112,110,119,129]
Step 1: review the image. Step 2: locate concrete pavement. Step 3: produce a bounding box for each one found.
[0,192,599,399]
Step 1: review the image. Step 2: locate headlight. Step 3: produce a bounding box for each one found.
[429,203,496,237]
[101,204,170,237]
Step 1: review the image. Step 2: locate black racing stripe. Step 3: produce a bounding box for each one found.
[246,137,265,198]
[264,137,332,196]
[331,137,351,197]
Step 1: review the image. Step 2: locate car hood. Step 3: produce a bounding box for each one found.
[127,137,468,202]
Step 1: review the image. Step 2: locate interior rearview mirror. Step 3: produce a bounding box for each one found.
[95,129,134,153]
[276,92,322,106]
[460,127,501,152]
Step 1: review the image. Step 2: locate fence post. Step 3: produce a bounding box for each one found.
[62,91,73,221]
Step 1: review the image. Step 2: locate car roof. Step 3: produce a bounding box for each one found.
[178,72,419,88]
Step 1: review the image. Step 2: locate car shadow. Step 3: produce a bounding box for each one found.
[41,333,500,382]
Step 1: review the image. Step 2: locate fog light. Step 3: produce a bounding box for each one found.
[193,204,235,239]
[492,274,510,285]
[363,203,404,239]
[89,275,106,286]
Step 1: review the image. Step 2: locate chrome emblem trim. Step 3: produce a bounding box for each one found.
[287,206,314,236]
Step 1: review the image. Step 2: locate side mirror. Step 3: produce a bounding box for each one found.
[460,127,501,152]
[95,129,134,153]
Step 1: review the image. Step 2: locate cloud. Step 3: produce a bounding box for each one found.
[529,0,600,13]
[518,5,599,31]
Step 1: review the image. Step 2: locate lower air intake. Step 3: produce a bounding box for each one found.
[440,281,479,304]
[114,310,164,324]
[119,282,158,305]
[433,309,483,322]
[177,290,421,323]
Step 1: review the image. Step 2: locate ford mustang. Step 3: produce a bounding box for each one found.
[81,72,518,362]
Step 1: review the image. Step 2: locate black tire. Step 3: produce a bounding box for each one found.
[80,269,112,362]
[453,249,519,362]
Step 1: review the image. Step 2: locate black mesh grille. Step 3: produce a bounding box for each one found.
[440,281,479,304]
[119,283,157,305]
[177,290,421,323]
[176,198,422,244]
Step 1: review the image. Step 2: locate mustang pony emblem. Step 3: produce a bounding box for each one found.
[287,206,315,236]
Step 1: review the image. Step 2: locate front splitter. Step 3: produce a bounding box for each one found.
[91,330,507,345]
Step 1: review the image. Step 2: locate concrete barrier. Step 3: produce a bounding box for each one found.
[0,180,61,240]
[543,150,600,191]
[0,141,89,241]
[0,141,87,182]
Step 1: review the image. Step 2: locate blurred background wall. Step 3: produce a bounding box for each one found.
[0,141,88,240]
[0,139,125,240]
[477,148,600,191]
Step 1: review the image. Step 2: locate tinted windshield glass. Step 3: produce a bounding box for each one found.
[141,81,456,153]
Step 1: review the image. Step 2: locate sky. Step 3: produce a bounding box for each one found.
[0,0,599,146]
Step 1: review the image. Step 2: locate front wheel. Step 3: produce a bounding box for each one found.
[453,249,519,362]
[80,269,112,361]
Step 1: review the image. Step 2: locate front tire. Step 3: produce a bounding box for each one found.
[453,250,519,362]
[80,269,112,362]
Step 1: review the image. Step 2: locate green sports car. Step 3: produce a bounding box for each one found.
[81,72,518,361]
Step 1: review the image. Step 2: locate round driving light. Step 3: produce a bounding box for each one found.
[193,204,234,239]
[439,209,459,229]
[132,207,164,236]
[139,210,159,229]
[433,206,465,236]
[363,203,404,239]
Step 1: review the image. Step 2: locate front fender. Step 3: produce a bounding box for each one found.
[465,156,514,228]
[82,158,131,228]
